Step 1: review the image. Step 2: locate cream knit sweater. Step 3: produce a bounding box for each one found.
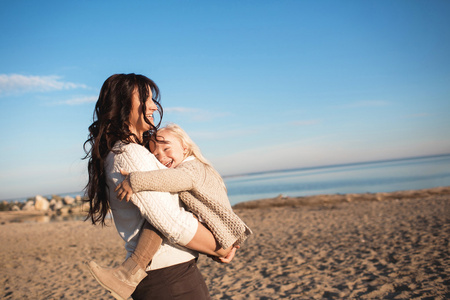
[129,157,252,249]
[106,142,199,270]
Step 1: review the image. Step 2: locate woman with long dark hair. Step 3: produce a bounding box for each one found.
[84,74,233,299]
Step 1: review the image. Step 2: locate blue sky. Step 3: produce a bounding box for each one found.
[1,0,449,200]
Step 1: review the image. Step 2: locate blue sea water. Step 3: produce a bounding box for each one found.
[4,154,450,207]
[224,154,450,206]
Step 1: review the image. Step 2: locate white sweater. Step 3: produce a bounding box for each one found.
[105,141,199,270]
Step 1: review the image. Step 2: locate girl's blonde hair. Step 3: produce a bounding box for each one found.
[154,123,226,190]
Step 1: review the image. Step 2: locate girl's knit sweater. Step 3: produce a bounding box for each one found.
[129,156,252,249]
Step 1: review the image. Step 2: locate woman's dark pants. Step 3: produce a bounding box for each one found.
[132,259,211,300]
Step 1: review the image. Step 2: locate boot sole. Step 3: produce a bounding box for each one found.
[87,262,127,300]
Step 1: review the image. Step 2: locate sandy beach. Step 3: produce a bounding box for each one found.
[1,187,449,299]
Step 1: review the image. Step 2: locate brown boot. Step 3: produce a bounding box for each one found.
[87,258,147,300]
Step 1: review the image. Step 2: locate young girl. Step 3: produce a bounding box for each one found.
[89,123,252,300]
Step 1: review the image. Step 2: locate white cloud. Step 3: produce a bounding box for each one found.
[0,74,88,95]
[345,100,390,108]
[165,107,198,113]
[291,119,321,126]
[164,106,230,122]
[190,127,261,140]
[56,96,98,105]
[213,128,450,177]
[213,139,340,176]
[402,113,431,119]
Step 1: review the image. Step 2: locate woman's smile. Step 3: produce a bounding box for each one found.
[146,113,154,124]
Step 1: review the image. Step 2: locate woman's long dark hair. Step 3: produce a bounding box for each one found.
[83,73,163,225]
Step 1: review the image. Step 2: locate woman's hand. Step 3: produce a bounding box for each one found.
[115,169,134,202]
[210,245,240,264]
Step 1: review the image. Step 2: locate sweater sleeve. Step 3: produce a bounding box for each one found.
[113,143,198,246]
[129,167,194,193]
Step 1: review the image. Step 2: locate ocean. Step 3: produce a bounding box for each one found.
[224,154,450,206]
[4,154,450,207]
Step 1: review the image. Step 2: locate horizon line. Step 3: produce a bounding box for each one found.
[222,152,450,179]
[3,152,449,202]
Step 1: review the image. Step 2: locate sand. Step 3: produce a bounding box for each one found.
[1,187,449,299]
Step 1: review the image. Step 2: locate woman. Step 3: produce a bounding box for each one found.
[84,74,235,300]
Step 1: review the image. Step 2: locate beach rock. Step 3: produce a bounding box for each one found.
[57,207,70,216]
[75,195,82,203]
[52,194,63,202]
[11,205,20,211]
[22,200,35,211]
[0,201,10,211]
[63,196,75,205]
[376,192,387,201]
[34,195,50,211]
[49,198,56,207]
[50,199,64,211]
[56,200,64,210]
[69,205,84,215]
[276,194,287,200]
[81,202,90,212]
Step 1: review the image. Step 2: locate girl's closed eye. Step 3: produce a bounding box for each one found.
[152,129,188,169]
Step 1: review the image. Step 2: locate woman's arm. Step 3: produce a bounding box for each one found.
[112,143,198,246]
[186,221,233,257]
[114,144,232,258]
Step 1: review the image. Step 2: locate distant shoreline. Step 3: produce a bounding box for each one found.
[223,152,450,179]
[1,191,84,204]
[232,186,450,209]
[1,186,449,224]
[3,153,449,202]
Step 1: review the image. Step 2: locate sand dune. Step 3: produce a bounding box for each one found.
[1,187,449,299]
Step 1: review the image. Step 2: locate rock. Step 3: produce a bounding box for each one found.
[81,202,90,212]
[57,207,70,216]
[69,205,84,214]
[50,199,64,211]
[11,205,20,211]
[376,193,386,201]
[56,200,64,210]
[52,194,63,202]
[34,195,50,211]
[63,196,75,205]
[75,195,82,203]
[22,200,35,211]
[0,201,10,211]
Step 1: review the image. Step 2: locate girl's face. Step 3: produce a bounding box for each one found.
[128,88,158,138]
[150,130,187,168]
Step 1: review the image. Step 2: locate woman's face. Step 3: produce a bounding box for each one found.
[128,88,158,138]
[149,130,187,168]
